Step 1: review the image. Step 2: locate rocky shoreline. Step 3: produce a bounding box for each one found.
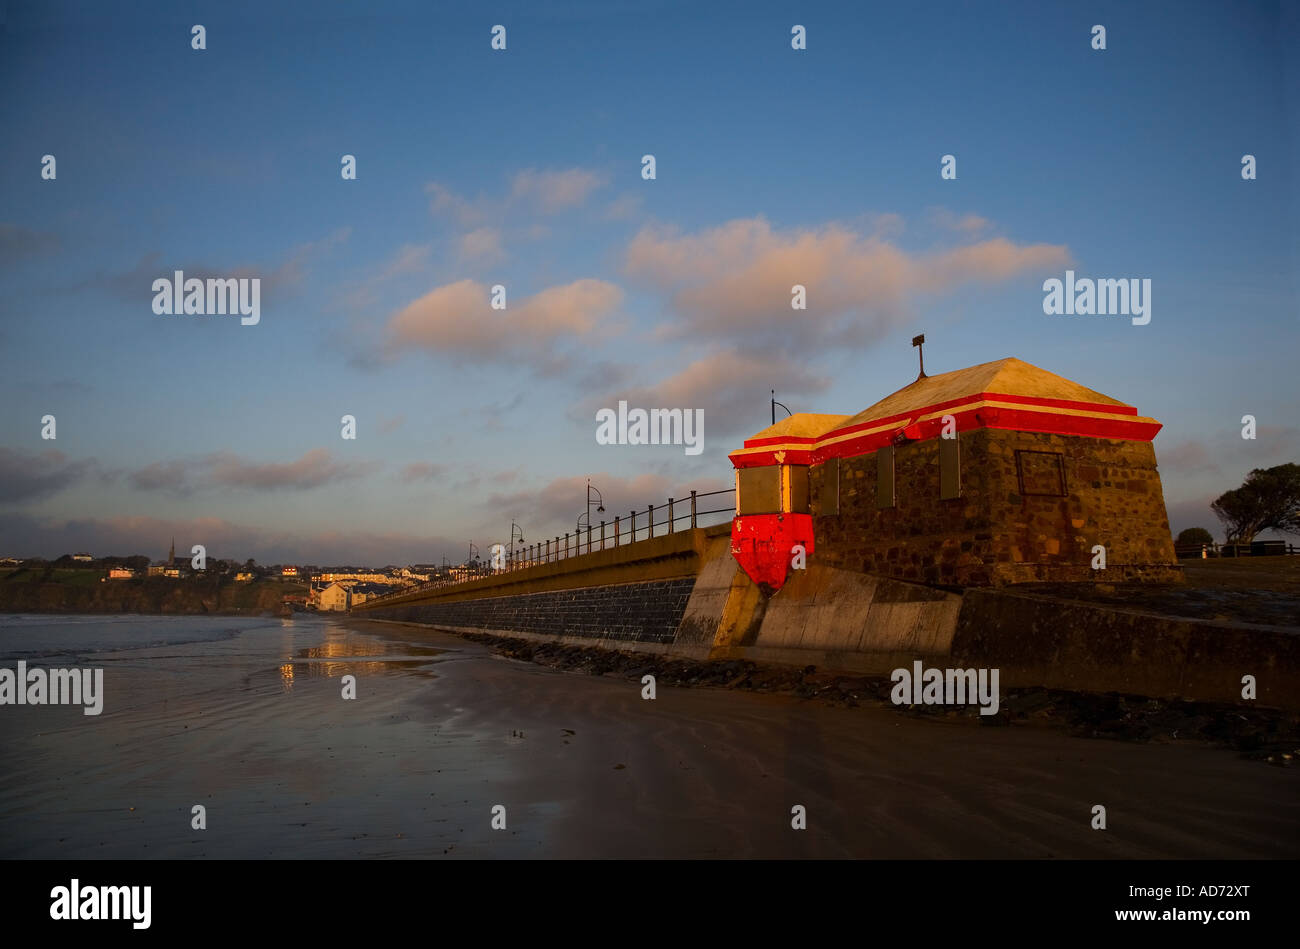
[451,630,1300,764]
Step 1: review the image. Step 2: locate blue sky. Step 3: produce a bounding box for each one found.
[1,0,1296,564]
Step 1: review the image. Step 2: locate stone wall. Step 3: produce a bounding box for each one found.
[364,577,696,645]
[810,428,1180,586]
[356,525,1297,708]
[953,587,1300,707]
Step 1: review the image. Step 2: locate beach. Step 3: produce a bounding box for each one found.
[0,613,1296,859]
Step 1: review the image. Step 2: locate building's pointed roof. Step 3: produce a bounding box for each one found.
[730,356,1160,468]
[840,357,1129,430]
[746,413,851,442]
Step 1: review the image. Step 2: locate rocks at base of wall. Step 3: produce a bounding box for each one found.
[443,629,1300,755]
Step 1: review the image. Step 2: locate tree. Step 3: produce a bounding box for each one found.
[1176,527,1214,546]
[1211,463,1300,544]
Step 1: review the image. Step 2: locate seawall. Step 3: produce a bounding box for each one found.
[357,526,1299,708]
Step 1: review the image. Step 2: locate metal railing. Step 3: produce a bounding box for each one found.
[366,487,735,603]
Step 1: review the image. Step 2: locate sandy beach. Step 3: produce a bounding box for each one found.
[0,612,1296,859]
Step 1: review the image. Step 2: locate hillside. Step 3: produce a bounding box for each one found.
[0,568,306,615]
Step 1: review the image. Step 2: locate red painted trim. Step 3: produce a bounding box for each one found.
[730,407,1161,468]
[981,392,1138,416]
[731,448,818,468]
[744,434,821,449]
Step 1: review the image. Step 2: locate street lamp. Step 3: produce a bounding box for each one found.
[577,479,606,532]
[509,521,524,562]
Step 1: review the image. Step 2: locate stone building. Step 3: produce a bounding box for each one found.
[729,357,1180,592]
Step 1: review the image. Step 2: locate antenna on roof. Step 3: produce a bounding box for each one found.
[911,334,927,380]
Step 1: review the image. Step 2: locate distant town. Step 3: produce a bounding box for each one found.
[0,540,486,613]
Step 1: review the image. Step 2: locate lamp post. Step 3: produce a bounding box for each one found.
[509,521,524,565]
[577,479,606,536]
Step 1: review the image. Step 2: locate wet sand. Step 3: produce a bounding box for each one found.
[1,614,1296,859]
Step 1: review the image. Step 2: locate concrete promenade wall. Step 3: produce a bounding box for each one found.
[358,523,1299,708]
[952,589,1300,708]
[363,577,694,645]
[357,527,719,649]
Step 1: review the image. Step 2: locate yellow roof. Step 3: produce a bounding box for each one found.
[748,413,852,441]
[838,357,1129,430]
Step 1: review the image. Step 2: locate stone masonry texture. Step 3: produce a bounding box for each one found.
[368,577,697,644]
[810,428,1180,586]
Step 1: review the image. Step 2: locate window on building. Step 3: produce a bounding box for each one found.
[876,445,895,509]
[737,465,812,515]
[1016,449,1067,497]
[737,466,782,515]
[816,457,840,516]
[788,465,810,514]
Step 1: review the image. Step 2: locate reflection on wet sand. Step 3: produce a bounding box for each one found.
[277,625,443,690]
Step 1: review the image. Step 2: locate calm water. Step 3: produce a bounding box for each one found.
[0,612,440,683]
[0,613,257,661]
[1,612,441,708]
[0,612,482,859]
